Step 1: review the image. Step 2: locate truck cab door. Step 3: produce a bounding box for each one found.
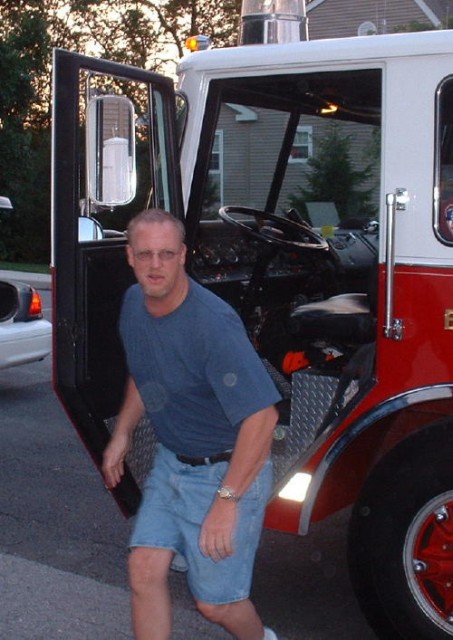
[52,49,184,515]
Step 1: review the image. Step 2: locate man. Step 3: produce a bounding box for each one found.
[102,209,281,640]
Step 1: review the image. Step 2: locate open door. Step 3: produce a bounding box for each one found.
[51,49,183,515]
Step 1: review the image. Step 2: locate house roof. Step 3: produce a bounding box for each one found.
[307,0,446,25]
[305,0,449,40]
[423,0,451,22]
[415,0,444,25]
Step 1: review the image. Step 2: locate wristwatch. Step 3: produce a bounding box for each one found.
[217,485,240,502]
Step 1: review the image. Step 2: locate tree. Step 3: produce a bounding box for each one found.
[0,8,50,261]
[44,0,242,76]
[0,0,243,262]
[287,124,378,223]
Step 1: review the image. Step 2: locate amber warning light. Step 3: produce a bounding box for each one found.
[240,0,308,45]
[185,35,212,52]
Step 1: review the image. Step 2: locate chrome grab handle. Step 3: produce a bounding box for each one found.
[383,192,404,340]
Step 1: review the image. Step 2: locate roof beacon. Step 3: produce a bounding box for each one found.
[240,0,308,45]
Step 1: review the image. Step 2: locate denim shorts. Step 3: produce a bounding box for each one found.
[129,444,273,604]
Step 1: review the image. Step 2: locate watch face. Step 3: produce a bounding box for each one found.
[218,486,238,501]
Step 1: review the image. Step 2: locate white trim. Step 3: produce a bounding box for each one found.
[413,0,443,27]
[306,0,326,11]
[226,104,258,122]
[288,125,313,163]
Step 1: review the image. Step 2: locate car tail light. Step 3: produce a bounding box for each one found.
[28,288,43,319]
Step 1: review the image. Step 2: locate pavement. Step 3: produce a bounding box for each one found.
[1,551,235,640]
[0,552,134,640]
[0,269,51,290]
[0,267,135,639]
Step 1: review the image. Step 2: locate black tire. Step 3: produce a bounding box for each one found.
[348,420,453,640]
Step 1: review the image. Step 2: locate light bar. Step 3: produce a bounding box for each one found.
[240,0,308,45]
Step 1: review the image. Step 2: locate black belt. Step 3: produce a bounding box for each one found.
[176,451,233,466]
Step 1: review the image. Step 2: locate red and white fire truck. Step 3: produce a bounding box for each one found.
[52,1,453,637]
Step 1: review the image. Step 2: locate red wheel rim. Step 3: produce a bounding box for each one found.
[405,493,453,634]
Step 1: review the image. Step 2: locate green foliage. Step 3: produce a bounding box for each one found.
[288,124,378,222]
[0,9,50,263]
[393,20,437,33]
[0,0,242,264]
[0,260,50,274]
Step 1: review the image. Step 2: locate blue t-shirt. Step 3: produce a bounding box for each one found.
[119,278,281,456]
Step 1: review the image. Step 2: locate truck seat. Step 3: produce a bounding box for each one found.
[288,292,376,344]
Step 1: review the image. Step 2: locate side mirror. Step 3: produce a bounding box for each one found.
[0,196,13,210]
[78,216,104,242]
[86,95,136,207]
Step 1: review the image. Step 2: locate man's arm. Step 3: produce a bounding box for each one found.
[102,376,145,489]
[199,404,278,561]
[221,404,278,497]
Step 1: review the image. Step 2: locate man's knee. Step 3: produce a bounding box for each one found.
[128,547,173,593]
[195,600,232,625]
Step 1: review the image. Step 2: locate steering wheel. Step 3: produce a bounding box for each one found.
[218,206,329,252]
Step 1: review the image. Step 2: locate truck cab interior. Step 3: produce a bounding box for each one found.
[186,69,381,385]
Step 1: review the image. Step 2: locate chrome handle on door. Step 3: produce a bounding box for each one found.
[383,191,404,340]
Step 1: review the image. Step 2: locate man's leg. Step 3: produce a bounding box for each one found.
[129,547,174,640]
[196,598,265,640]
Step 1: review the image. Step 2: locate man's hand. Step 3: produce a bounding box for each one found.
[198,405,278,562]
[102,431,132,489]
[102,376,144,489]
[199,498,237,562]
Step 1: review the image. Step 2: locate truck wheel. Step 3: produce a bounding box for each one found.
[348,421,453,640]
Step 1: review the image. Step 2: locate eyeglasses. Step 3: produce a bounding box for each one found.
[133,248,181,262]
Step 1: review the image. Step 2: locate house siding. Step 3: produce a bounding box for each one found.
[212,105,380,221]
[220,107,295,210]
[307,0,440,40]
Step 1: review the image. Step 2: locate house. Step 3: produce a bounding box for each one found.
[306,0,448,40]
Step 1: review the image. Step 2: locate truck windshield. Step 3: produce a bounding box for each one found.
[198,68,382,227]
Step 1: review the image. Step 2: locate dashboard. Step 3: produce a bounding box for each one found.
[190,219,379,286]
[329,227,379,271]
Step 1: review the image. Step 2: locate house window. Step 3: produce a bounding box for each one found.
[289,126,313,163]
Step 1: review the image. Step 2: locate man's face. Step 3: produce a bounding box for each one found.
[126,221,187,303]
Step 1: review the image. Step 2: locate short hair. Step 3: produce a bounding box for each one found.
[127,209,186,244]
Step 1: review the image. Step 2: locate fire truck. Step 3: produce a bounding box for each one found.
[52,1,453,637]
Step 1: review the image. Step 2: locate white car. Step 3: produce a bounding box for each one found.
[0,279,52,369]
